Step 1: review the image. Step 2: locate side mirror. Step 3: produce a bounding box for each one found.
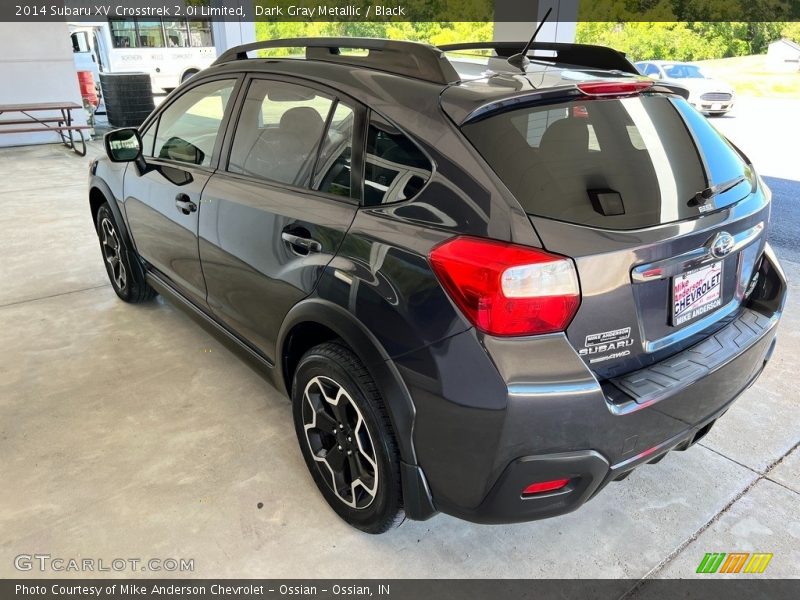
[104,128,142,163]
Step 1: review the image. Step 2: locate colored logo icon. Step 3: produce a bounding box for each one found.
[697,552,773,574]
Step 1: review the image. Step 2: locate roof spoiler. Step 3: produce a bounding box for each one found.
[438,41,639,75]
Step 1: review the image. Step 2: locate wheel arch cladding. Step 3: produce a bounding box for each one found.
[89,177,130,244]
[277,298,418,466]
[89,186,106,225]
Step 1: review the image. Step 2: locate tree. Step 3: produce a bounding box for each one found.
[576,21,792,61]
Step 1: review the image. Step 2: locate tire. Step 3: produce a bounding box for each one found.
[182,70,198,84]
[100,72,155,128]
[292,342,405,534]
[95,203,157,303]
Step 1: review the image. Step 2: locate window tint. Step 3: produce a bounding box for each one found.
[109,20,137,48]
[140,122,156,158]
[108,19,212,49]
[228,80,333,186]
[71,31,89,53]
[364,115,432,206]
[136,21,164,48]
[664,64,705,79]
[644,64,660,77]
[312,103,356,198]
[188,21,214,47]
[153,79,235,167]
[511,105,601,151]
[163,21,190,48]
[462,95,751,230]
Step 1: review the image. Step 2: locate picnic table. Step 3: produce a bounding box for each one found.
[0,101,92,156]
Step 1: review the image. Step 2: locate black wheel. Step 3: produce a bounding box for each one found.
[181,70,198,84]
[95,203,156,303]
[292,342,404,534]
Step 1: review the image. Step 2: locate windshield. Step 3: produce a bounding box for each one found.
[462,95,751,230]
[663,64,705,79]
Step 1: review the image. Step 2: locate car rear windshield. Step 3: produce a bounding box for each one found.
[461,95,752,230]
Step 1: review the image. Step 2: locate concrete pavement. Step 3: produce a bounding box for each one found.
[0,97,797,582]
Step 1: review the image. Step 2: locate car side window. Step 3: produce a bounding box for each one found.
[228,79,334,187]
[140,122,156,157]
[311,102,356,199]
[153,79,236,167]
[363,114,432,206]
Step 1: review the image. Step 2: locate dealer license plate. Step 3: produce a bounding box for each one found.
[671,262,723,326]
[712,103,721,111]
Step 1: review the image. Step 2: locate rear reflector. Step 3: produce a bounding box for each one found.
[577,80,654,97]
[429,237,580,337]
[522,478,571,496]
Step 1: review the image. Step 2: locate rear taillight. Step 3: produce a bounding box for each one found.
[577,80,654,97]
[428,237,580,337]
[522,478,571,496]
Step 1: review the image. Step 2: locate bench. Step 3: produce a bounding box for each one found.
[0,102,92,156]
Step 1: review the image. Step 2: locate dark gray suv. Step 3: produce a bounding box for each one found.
[89,38,786,533]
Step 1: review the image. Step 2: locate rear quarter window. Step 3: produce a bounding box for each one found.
[363,114,432,207]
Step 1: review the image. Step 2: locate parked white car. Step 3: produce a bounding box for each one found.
[635,60,736,116]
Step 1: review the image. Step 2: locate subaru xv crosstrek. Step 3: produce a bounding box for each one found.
[89,38,786,533]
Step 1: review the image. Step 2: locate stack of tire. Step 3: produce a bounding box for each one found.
[99,73,155,128]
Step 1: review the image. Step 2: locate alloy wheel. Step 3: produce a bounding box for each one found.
[302,375,379,509]
[100,217,127,291]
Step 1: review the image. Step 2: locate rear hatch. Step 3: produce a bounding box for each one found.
[460,88,768,378]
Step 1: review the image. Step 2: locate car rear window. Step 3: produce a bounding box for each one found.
[461,95,752,230]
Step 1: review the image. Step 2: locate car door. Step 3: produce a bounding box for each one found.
[199,76,363,362]
[123,77,240,307]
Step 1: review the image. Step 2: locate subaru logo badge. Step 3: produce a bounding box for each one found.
[710,232,735,258]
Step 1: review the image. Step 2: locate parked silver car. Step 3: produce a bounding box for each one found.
[635,60,736,116]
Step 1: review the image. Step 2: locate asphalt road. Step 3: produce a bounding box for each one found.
[710,96,800,264]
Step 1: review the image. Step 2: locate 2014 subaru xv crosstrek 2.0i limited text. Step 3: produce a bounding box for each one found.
[89,38,786,533]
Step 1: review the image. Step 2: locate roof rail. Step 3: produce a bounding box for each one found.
[438,41,639,75]
[213,37,460,85]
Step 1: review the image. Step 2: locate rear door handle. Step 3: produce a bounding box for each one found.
[281,231,322,254]
[175,193,197,215]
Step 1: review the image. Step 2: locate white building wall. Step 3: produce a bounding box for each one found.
[210,0,256,56]
[0,22,87,148]
[767,40,800,72]
[494,0,577,44]
[211,21,257,57]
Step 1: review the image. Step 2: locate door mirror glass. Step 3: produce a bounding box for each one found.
[105,128,142,162]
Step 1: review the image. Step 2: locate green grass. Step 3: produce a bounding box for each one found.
[694,54,800,98]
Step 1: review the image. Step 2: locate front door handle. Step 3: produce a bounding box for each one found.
[281,231,322,254]
[175,193,197,215]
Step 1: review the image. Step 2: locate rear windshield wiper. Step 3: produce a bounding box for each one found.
[689,174,748,206]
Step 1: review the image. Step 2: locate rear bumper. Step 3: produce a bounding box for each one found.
[397,246,785,524]
[441,320,777,524]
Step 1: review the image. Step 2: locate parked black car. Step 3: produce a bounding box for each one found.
[89,38,786,533]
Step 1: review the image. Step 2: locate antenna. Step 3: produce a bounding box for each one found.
[507,7,554,71]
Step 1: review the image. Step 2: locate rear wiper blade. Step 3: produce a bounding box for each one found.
[689,174,748,206]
